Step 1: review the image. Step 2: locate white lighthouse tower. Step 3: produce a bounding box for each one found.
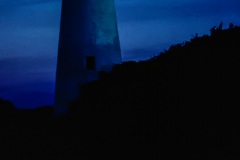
[55,0,122,114]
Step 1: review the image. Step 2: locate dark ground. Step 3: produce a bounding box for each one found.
[1,23,240,159]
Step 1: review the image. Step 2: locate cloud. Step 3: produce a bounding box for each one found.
[0,0,61,7]
[115,0,240,23]
[115,0,240,61]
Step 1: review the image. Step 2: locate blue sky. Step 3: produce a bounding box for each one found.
[0,0,240,108]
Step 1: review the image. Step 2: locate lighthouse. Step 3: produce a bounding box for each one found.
[55,0,122,114]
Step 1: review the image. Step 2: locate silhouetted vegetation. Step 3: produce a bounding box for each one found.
[1,23,240,159]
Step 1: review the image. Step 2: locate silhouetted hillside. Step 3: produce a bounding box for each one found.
[0,98,54,158]
[69,23,240,159]
[1,24,240,159]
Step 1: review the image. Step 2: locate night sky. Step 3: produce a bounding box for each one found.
[0,0,240,108]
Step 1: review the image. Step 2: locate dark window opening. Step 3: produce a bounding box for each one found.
[86,56,96,71]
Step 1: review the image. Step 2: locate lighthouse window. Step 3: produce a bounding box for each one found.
[86,56,96,71]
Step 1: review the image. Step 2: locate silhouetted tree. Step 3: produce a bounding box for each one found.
[210,25,217,35]
[217,21,223,30]
[229,22,234,29]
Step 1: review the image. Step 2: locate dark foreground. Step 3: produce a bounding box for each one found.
[1,24,240,159]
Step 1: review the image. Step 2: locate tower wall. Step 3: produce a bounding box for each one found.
[55,0,122,114]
